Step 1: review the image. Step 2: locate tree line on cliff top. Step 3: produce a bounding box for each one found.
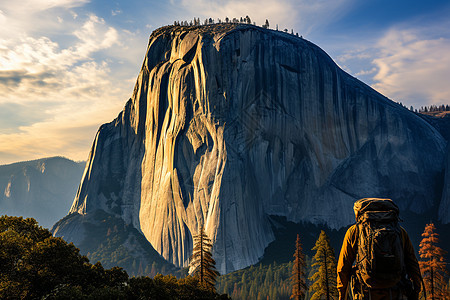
[172,16,302,37]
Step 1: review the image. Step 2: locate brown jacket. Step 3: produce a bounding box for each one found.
[337,224,422,300]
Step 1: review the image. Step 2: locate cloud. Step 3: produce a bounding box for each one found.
[0,122,101,163]
[0,16,120,101]
[72,15,119,57]
[111,9,122,16]
[371,27,450,107]
[0,10,6,24]
[0,0,88,15]
[332,17,450,109]
[0,7,132,164]
[0,102,54,132]
[0,48,129,160]
[355,67,377,77]
[0,0,89,39]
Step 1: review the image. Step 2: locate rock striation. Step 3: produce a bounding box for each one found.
[53,24,448,274]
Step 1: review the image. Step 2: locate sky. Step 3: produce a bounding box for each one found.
[0,0,449,164]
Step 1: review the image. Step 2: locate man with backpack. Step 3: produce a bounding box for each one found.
[337,198,422,300]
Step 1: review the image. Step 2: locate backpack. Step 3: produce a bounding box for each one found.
[354,198,405,289]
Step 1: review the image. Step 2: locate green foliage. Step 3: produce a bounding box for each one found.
[190,225,220,291]
[216,261,313,300]
[0,215,128,299]
[0,215,229,299]
[309,230,338,300]
[126,275,230,299]
[291,234,307,300]
[419,223,448,300]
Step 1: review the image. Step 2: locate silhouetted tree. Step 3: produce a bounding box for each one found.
[189,224,219,291]
[291,234,307,300]
[309,230,338,300]
[264,19,270,28]
[419,223,448,300]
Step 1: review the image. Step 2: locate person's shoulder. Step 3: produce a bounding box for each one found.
[399,225,409,236]
[349,223,357,231]
[342,224,359,247]
[399,225,411,240]
[345,224,358,237]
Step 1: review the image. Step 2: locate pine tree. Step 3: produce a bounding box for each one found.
[232,283,239,299]
[419,223,448,300]
[189,224,219,291]
[309,230,338,300]
[291,234,307,300]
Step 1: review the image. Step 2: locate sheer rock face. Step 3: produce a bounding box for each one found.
[53,24,447,274]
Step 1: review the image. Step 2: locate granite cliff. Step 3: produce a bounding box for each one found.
[53,24,448,274]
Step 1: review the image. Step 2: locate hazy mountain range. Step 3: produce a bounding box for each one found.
[0,157,84,228]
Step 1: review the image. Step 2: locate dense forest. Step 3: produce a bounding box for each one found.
[217,223,450,300]
[1,215,449,299]
[0,216,228,299]
[216,261,312,300]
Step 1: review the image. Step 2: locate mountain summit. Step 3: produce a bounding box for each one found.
[53,24,448,274]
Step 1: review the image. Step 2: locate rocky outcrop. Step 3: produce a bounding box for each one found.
[53,24,447,274]
[0,157,84,228]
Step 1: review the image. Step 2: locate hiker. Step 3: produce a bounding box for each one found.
[337,198,422,300]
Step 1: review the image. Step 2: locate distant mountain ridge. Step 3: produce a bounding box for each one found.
[0,157,84,228]
[53,23,450,274]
